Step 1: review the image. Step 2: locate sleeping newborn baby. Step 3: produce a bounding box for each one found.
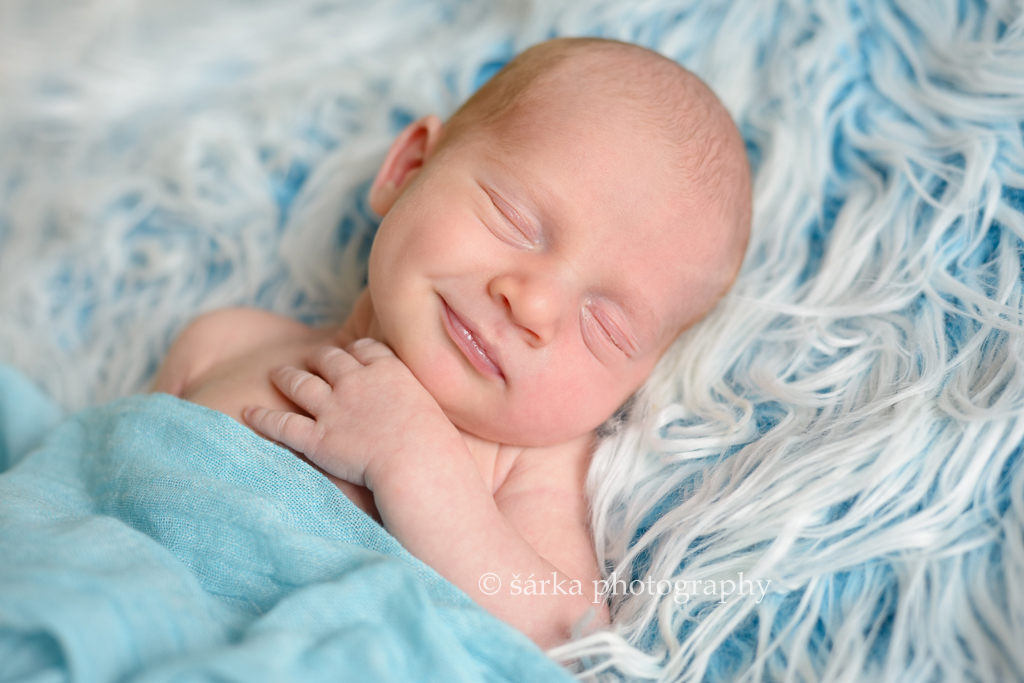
[153,37,751,648]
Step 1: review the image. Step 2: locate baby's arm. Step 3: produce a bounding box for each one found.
[243,340,603,648]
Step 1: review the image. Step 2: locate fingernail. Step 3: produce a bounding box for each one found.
[352,337,374,349]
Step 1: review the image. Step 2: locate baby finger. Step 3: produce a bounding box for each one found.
[345,337,397,365]
[270,365,331,415]
[308,345,360,385]
[243,406,324,457]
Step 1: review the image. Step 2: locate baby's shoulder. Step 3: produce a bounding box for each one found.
[181,307,313,345]
[179,307,320,359]
[152,307,318,396]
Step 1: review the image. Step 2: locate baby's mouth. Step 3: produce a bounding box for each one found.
[441,299,505,381]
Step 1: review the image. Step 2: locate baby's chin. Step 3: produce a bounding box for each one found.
[438,399,604,449]
[420,364,616,448]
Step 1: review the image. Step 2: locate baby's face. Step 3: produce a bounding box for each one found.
[367,100,731,447]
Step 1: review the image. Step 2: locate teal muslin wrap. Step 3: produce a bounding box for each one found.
[0,364,573,683]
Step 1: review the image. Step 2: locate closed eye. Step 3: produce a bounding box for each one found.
[583,303,638,357]
[484,187,538,249]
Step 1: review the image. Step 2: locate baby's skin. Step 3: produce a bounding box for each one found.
[153,38,750,649]
[153,294,599,647]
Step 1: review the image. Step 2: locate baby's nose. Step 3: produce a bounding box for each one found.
[488,273,564,346]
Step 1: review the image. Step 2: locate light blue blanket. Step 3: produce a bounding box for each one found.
[0,364,574,683]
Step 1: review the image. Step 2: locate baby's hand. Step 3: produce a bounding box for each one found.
[243,338,455,489]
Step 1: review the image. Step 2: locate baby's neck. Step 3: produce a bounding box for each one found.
[458,429,525,494]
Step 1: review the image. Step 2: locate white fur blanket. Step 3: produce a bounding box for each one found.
[1,1,1022,681]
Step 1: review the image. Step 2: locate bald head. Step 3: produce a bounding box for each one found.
[442,37,751,313]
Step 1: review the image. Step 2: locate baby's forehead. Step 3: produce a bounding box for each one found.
[470,95,737,249]
[492,63,739,201]
[501,64,685,139]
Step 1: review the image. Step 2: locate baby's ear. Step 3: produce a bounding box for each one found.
[369,115,444,216]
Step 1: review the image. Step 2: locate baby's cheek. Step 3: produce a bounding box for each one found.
[522,366,632,440]
[403,339,482,416]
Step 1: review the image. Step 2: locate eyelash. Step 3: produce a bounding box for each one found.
[584,305,628,354]
[495,214,532,245]
[486,191,536,248]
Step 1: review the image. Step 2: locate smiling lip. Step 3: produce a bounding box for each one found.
[441,299,505,380]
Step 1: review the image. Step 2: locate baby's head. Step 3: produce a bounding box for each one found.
[365,37,750,447]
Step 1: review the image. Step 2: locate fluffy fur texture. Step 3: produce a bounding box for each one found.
[1,1,1022,681]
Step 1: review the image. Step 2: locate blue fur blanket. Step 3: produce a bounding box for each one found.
[1,0,1022,681]
[0,364,572,683]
